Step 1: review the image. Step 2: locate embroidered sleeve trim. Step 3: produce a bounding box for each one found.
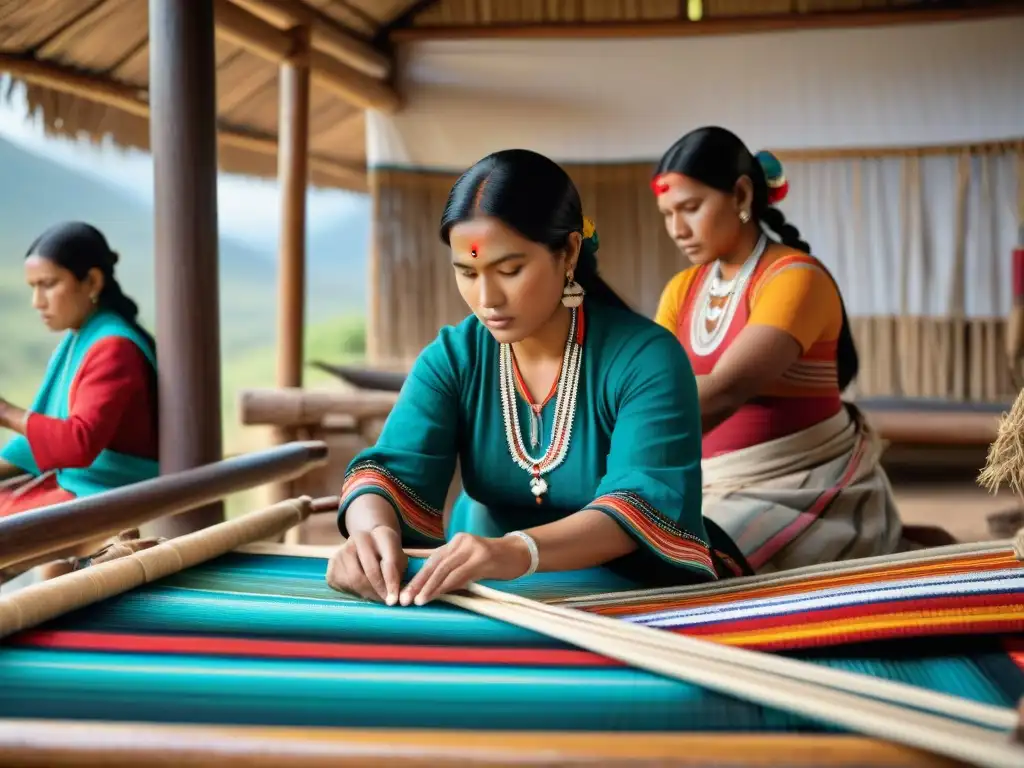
[585,491,716,577]
[340,460,445,542]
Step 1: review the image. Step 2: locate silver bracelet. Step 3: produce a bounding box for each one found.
[505,530,540,578]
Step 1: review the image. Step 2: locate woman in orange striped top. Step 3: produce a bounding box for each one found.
[652,126,901,573]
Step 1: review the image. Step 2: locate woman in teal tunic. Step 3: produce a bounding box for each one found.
[328,149,749,607]
[0,222,159,578]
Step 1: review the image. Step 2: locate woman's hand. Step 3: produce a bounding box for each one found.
[326,526,408,605]
[399,532,531,606]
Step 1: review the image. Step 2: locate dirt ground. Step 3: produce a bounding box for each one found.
[893,480,1019,542]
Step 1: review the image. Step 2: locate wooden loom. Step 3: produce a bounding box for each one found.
[0,469,1021,767]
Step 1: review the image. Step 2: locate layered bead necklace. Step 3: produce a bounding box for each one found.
[689,233,767,356]
[499,306,584,503]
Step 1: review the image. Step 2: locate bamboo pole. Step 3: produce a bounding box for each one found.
[0,497,315,638]
[273,25,312,521]
[276,28,311,394]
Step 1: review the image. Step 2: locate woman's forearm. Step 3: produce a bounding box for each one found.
[0,400,28,435]
[517,508,638,573]
[343,493,402,537]
[697,374,744,434]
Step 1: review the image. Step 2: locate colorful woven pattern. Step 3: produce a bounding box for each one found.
[0,546,1020,734]
[568,548,1024,651]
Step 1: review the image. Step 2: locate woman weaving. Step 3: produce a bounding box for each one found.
[329,149,749,606]
[0,222,159,523]
[652,127,901,573]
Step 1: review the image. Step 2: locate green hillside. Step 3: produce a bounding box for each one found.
[0,138,370,517]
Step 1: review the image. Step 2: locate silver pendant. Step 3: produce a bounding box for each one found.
[530,476,549,497]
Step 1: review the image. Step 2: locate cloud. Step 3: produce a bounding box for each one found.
[0,80,367,247]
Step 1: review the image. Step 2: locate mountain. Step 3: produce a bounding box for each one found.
[0,137,369,370]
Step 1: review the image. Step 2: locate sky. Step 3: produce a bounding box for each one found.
[0,80,368,249]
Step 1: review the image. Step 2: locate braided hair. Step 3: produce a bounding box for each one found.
[654,127,858,390]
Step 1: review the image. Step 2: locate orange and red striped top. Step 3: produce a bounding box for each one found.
[655,247,844,458]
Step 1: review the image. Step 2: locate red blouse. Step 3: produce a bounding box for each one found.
[0,337,157,517]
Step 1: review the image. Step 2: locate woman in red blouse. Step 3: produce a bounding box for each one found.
[0,222,159,534]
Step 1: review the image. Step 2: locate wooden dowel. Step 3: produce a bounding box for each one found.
[238,388,399,426]
[0,497,313,638]
[0,441,328,571]
[392,5,1024,42]
[0,721,963,768]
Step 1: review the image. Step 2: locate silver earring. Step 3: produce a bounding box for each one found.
[738,210,751,224]
[562,272,585,308]
[90,295,98,304]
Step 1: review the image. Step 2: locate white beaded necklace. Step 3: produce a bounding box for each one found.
[499,307,583,503]
[689,233,767,356]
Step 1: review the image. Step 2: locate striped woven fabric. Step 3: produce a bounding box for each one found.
[569,548,1024,651]
[0,544,1020,734]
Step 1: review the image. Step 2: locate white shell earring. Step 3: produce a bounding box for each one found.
[738,210,751,224]
[561,272,585,308]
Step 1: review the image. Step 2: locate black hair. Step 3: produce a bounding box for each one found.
[26,222,156,354]
[655,127,859,391]
[439,148,632,313]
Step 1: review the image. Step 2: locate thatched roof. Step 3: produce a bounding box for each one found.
[0,0,1016,193]
[0,0,421,192]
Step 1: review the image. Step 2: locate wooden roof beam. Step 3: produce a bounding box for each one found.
[391,3,1024,41]
[213,0,399,112]
[0,53,367,190]
[226,0,392,79]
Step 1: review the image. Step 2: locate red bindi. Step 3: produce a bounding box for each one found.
[470,242,480,258]
[651,175,670,196]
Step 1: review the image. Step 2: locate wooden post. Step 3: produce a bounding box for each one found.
[274,25,312,528]
[277,25,311,393]
[148,0,226,537]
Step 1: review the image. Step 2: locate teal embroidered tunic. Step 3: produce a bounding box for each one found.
[340,300,719,585]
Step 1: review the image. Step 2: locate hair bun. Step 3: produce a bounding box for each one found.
[108,250,120,266]
[755,150,789,204]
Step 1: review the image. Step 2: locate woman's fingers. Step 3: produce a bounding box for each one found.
[379,557,403,605]
[400,545,449,605]
[325,549,344,591]
[410,548,466,605]
[354,534,389,602]
[372,527,406,605]
[325,543,382,601]
[420,560,480,604]
[344,557,382,601]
